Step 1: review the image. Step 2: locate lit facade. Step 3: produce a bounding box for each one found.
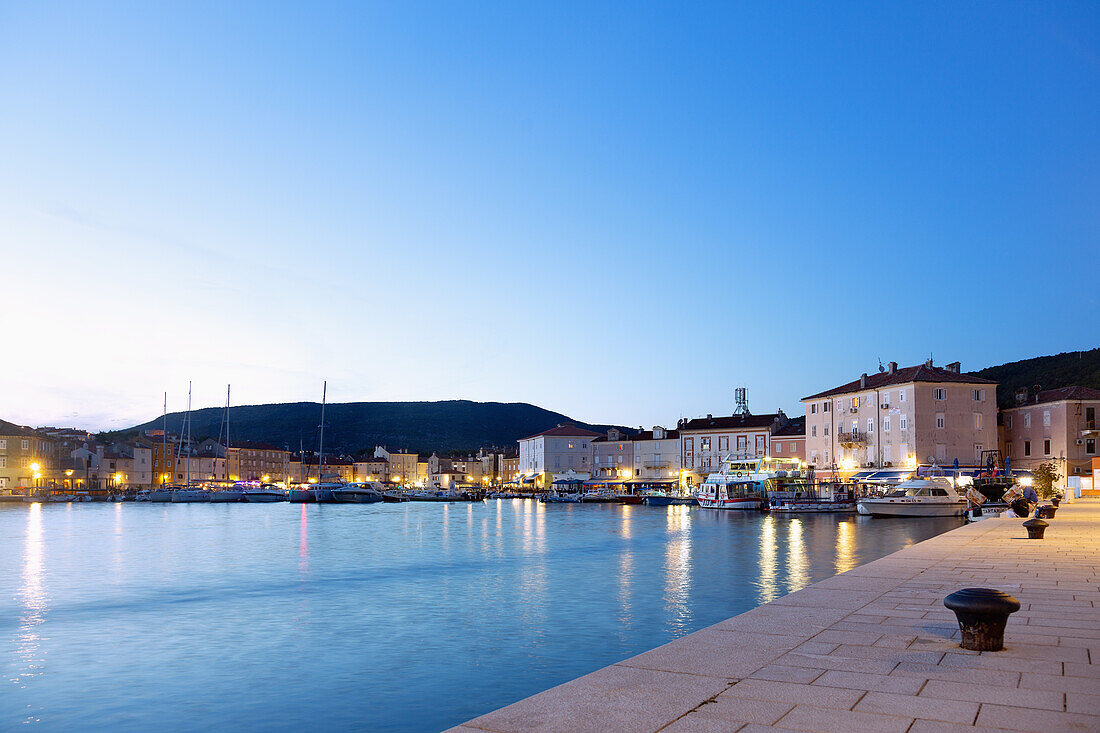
[999,386,1100,478]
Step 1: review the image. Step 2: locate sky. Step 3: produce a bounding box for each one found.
[0,1,1097,431]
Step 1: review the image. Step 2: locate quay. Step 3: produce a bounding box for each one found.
[452,501,1100,732]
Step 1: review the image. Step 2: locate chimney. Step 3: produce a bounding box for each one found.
[1015,387,1029,405]
[887,361,897,375]
[706,414,713,419]
[946,361,961,374]
[860,373,867,389]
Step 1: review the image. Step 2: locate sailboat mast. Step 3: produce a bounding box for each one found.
[185,381,192,486]
[161,392,167,487]
[318,380,327,479]
[225,384,231,481]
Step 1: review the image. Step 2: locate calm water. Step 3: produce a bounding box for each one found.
[1,500,962,731]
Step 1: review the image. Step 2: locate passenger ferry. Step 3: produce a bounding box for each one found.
[695,456,804,510]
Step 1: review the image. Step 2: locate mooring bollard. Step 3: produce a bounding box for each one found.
[1051,496,1061,507]
[1022,517,1048,539]
[944,588,1021,652]
[1044,505,1058,518]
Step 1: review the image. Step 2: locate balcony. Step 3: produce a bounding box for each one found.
[838,430,869,447]
[644,460,670,469]
[1082,420,1098,437]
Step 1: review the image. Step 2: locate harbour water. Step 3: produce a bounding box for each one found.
[1,500,962,731]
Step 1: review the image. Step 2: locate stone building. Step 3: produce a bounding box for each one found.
[999,385,1100,478]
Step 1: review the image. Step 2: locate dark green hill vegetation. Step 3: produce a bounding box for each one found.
[976,348,1100,407]
[126,400,629,455]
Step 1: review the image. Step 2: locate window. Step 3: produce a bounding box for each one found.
[850,397,859,409]
[684,438,694,453]
[824,402,830,412]
[811,404,817,414]
[899,415,907,431]
[1006,414,1013,429]
[881,391,890,405]
[701,437,711,451]
[884,445,892,462]
[1042,410,1051,427]
[883,417,890,432]
[1043,439,1050,455]
[0,439,6,450]
[935,443,946,461]
[1086,439,1095,455]
[775,442,783,452]
[974,444,983,460]
[973,389,985,401]
[899,390,906,403]
[974,413,983,430]
[736,436,747,452]
[851,419,858,432]
[755,436,765,455]
[0,457,5,468]
[718,436,729,451]
[933,388,946,400]
[1024,440,1031,456]
[936,413,945,429]
[824,425,829,436]
[867,418,874,433]
[811,426,817,438]
[1024,412,1031,428]
[21,439,29,450]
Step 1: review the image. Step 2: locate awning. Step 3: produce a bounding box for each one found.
[626,478,677,486]
[584,478,625,486]
[519,474,539,483]
[863,469,914,483]
[848,470,878,481]
[553,478,585,485]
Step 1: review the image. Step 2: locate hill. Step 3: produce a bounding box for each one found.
[976,348,1100,408]
[124,400,629,456]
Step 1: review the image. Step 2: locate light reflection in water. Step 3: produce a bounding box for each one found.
[298,503,309,574]
[758,515,778,602]
[662,506,692,633]
[835,518,856,574]
[786,518,809,591]
[15,503,47,697]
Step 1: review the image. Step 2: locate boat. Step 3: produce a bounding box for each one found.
[242,484,287,502]
[580,489,618,503]
[768,482,856,513]
[208,387,243,502]
[208,486,245,502]
[380,491,409,503]
[171,486,211,503]
[330,482,385,503]
[696,456,804,510]
[856,477,968,517]
[539,490,581,503]
[616,492,646,505]
[146,488,174,502]
[643,492,696,506]
[22,491,75,503]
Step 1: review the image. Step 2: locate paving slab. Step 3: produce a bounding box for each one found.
[450,500,1100,732]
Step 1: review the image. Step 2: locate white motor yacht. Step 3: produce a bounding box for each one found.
[857,477,967,517]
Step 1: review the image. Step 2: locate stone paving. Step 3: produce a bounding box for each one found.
[452,500,1100,732]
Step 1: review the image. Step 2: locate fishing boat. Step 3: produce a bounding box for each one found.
[696,456,803,510]
[330,482,385,503]
[856,476,968,517]
[768,482,856,513]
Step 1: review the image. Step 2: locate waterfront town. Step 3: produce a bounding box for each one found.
[3,358,1098,497]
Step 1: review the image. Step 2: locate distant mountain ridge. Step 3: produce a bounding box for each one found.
[125,400,631,456]
[975,348,1100,408]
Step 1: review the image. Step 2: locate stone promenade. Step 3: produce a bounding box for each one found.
[452,500,1100,732]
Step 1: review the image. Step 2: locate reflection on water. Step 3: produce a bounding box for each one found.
[786,518,810,591]
[14,503,47,713]
[0,503,962,732]
[758,515,779,602]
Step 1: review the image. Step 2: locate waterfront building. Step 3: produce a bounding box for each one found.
[0,419,55,490]
[375,446,417,484]
[628,426,681,484]
[233,441,291,482]
[678,411,789,488]
[416,458,430,486]
[501,451,519,483]
[999,385,1100,478]
[354,455,389,482]
[518,424,599,490]
[770,416,806,462]
[137,432,177,486]
[802,360,997,476]
[590,428,635,481]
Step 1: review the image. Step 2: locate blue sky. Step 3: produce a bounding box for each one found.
[1,1,1097,430]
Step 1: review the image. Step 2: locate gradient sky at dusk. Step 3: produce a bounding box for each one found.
[1,1,1097,430]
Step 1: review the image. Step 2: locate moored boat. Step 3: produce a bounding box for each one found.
[330,482,385,503]
[768,482,856,513]
[696,456,804,510]
[242,484,287,502]
[856,477,967,517]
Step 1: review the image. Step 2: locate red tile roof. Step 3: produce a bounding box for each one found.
[772,417,806,437]
[802,363,996,400]
[1010,385,1100,407]
[520,425,604,440]
[680,413,781,431]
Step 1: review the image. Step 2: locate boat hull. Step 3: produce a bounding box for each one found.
[696,497,760,510]
[617,495,645,505]
[209,491,244,503]
[769,501,856,513]
[242,491,286,503]
[287,489,317,502]
[330,490,383,504]
[857,500,967,517]
[171,490,211,503]
[644,496,696,506]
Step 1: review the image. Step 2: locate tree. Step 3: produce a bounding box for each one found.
[1032,462,1061,500]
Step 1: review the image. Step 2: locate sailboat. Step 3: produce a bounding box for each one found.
[209,385,244,502]
[288,381,339,502]
[172,383,210,502]
[147,392,175,502]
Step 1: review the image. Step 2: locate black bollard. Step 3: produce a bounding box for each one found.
[1022,518,1048,539]
[1045,505,1058,518]
[944,588,1021,652]
[1051,496,1061,507]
